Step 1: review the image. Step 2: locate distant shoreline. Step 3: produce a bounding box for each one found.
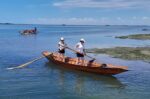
[0,23,14,25]
[0,23,150,26]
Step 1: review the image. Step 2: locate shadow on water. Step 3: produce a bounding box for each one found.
[44,62,126,95]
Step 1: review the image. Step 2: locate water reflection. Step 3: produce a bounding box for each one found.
[44,62,126,95]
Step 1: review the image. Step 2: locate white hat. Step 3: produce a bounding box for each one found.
[60,37,64,41]
[80,38,85,42]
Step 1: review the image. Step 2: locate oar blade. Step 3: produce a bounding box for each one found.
[6,56,45,70]
[89,59,95,63]
[6,61,34,70]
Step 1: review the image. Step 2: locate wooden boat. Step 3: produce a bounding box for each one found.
[42,51,128,75]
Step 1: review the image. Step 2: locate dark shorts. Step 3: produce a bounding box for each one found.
[76,53,84,57]
[58,49,65,54]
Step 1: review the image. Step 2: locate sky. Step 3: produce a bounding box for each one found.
[0,0,150,25]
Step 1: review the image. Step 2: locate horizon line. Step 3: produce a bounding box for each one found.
[0,23,150,26]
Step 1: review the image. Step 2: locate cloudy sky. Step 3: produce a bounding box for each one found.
[0,0,150,25]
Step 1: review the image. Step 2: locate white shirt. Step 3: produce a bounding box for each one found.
[58,41,66,50]
[76,42,85,53]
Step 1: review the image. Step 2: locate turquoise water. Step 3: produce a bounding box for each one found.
[0,24,150,99]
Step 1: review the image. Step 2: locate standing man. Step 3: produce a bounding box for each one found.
[58,37,67,62]
[75,38,86,65]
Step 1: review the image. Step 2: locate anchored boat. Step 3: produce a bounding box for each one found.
[42,51,128,75]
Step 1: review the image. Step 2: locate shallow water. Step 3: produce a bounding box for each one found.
[0,24,150,99]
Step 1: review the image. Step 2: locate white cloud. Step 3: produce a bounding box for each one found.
[28,17,117,25]
[28,17,150,25]
[142,16,149,20]
[26,4,50,8]
[132,16,137,19]
[29,17,98,25]
[117,17,121,20]
[53,0,150,9]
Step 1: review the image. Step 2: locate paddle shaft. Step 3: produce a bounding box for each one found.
[66,46,95,60]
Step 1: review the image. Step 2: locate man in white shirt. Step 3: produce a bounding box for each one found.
[75,38,86,65]
[58,37,67,62]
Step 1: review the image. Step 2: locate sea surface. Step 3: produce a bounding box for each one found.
[0,24,150,99]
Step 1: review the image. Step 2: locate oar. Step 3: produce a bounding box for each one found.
[66,46,96,62]
[6,56,45,70]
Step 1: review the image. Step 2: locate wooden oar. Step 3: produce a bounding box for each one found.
[6,56,45,70]
[66,46,96,61]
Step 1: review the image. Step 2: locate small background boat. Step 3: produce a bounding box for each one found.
[42,51,128,75]
[20,27,37,35]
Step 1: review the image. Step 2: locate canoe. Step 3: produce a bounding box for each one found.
[42,51,128,75]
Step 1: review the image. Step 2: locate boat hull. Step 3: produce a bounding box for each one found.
[42,51,128,75]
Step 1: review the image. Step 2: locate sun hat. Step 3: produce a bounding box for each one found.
[80,38,85,42]
[60,37,64,41]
